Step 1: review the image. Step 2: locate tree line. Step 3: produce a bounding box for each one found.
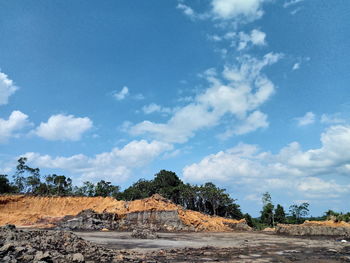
[0,158,243,219]
[1,157,348,228]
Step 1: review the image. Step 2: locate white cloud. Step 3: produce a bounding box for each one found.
[320,114,346,124]
[292,62,300,70]
[292,57,310,70]
[113,86,129,101]
[208,34,223,42]
[0,71,18,105]
[142,103,173,115]
[296,177,349,196]
[176,3,210,20]
[183,124,350,198]
[178,0,270,23]
[133,93,145,100]
[183,143,264,182]
[234,110,268,135]
[283,0,303,8]
[24,140,173,183]
[177,3,195,17]
[209,29,266,51]
[0,111,31,143]
[34,114,93,141]
[296,112,315,126]
[130,53,282,143]
[211,0,269,21]
[237,29,266,50]
[290,7,302,15]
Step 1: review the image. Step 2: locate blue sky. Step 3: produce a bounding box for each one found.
[1,0,350,216]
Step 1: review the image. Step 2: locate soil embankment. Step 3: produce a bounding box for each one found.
[276,220,350,237]
[0,194,248,231]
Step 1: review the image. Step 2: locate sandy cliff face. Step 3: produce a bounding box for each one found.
[0,194,247,231]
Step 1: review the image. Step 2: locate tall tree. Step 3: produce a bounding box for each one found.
[260,192,275,227]
[289,203,309,224]
[13,157,41,193]
[274,204,286,224]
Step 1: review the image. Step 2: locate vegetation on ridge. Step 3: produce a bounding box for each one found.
[1,157,349,229]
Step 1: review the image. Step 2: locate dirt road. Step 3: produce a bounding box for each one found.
[75,231,350,262]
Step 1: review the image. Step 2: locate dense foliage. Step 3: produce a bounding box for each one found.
[117,170,243,219]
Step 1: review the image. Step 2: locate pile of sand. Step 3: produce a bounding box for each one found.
[0,194,245,231]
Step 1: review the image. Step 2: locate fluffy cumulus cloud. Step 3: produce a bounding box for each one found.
[211,0,269,21]
[24,140,173,183]
[295,111,315,126]
[34,114,93,141]
[0,71,18,105]
[0,111,31,143]
[130,53,281,143]
[183,125,350,198]
[113,86,129,101]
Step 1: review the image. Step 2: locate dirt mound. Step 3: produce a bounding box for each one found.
[303,220,350,227]
[276,221,350,237]
[0,194,249,232]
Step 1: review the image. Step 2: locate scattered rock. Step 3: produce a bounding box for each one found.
[56,209,119,231]
[0,225,133,263]
[34,251,52,262]
[72,253,85,262]
[0,243,15,253]
[131,228,159,239]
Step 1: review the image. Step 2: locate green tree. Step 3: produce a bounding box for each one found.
[260,192,275,227]
[243,213,254,228]
[274,204,286,224]
[178,183,197,210]
[220,203,243,219]
[45,174,72,196]
[200,182,224,216]
[13,157,27,192]
[94,180,120,197]
[0,174,15,193]
[74,181,95,197]
[153,170,183,202]
[289,202,309,224]
[13,157,41,193]
[120,179,154,200]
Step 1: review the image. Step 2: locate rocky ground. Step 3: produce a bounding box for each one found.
[0,225,140,262]
[1,225,350,262]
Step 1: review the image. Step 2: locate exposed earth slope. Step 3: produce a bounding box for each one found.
[0,194,247,231]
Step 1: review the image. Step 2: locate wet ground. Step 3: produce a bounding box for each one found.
[75,231,350,262]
